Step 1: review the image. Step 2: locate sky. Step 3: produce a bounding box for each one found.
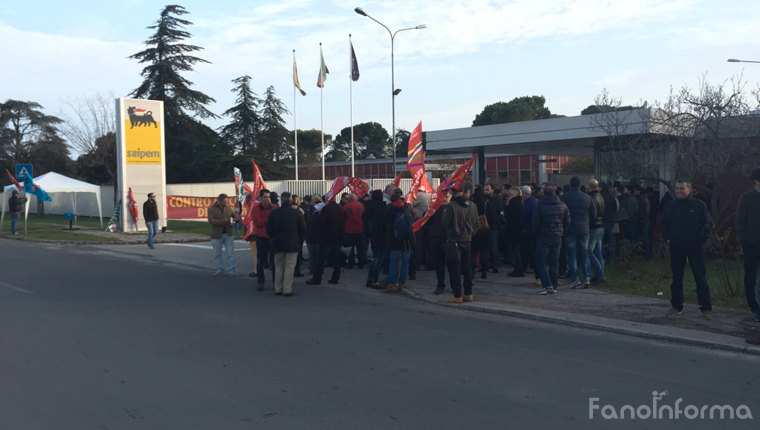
[2,0,760,154]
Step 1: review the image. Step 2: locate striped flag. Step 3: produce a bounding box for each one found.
[412,154,477,232]
[317,44,329,88]
[293,53,306,96]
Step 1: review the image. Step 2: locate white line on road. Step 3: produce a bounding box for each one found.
[0,281,35,294]
[162,242,250,251]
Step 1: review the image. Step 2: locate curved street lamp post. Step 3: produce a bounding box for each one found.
[355,7,426,174]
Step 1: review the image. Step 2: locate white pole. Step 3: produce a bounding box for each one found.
[293,50,299,181]
[321,86,325,181]
[350,34,355,178]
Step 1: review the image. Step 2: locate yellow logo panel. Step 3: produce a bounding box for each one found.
[124,119,162,165]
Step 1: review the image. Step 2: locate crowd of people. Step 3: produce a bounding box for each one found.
[187,170,760,342]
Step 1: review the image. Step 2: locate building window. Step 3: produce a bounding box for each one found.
[520,170,531,185]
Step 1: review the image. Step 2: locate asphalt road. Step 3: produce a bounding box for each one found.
[1,239,758,430]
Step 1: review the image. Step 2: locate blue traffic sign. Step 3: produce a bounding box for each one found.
[15,164,33,180]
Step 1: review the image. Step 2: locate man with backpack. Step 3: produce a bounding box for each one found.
[441,187,480,303]
[381,194,415,293]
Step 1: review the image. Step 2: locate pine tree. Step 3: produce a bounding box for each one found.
[129,5,216,119]
[218,76,262,155]
[328,122,390,161]
[259,86,291,162]
[0,100,66,173]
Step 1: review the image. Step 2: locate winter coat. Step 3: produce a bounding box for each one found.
[266,206,307,253]
[305,206,321,244]
[504,196,523,244]
[736,189,760,244]
[207,204,237,239]
[364,200,388,250]
[661,196,713,244]
[429,203,449,242]
[622,194,638,221]
[560,188,595,237]
[532,194,570,238]
[9,195,22,214]
[343,200,365,234]
[385,200,415,251]
[143,200,159,222]
[588,190,605,230]
[485,194,503,230]
[600,191,619,224]
[441,196,480,242]
[319,201,347,246]
[522,196,536,232]
[252,203,278,239]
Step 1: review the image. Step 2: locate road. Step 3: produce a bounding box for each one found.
[1,239,758,429]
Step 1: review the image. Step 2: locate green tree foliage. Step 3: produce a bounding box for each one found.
[472,96,563,126]
[0,100,71,180]
[580,104,639,115]
[327,122,390,161]
[288,129,330,166]
[259,86,291,162]
[562,157,595,174]
[166,115,232,183]
[129,4,216,119]
[394,128,411,159]
[218,76,262,155]
[76,132,117,186]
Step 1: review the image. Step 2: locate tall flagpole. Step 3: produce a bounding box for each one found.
[293,50,299,181]
[320,44,325,180]
[350,35,355,178]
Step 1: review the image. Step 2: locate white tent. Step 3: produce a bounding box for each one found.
[1,172,103,231]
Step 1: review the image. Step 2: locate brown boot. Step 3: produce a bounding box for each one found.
[448,296,463,304]
[398,284,406,290]
[382,284,398,293]
[462,294,474,302]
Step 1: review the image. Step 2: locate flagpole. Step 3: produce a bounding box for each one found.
[320,45,325,181]
[293,50,299,181]
[350,35,355,178]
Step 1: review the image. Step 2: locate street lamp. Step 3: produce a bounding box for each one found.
[355,7,426,174]
[727,58,760,64]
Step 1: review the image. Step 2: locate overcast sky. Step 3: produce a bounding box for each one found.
[3,0,760,151]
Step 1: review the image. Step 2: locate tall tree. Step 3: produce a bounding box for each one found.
[327,122,390,161]
[288,129,329,167]
[218,76,262,155]
[76,132,117,188]
[259,86,291,162]
[0,100,68,179]
[129,4,216,119]
[472,96,563,126]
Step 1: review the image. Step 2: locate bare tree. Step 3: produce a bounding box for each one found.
[59,92,116,156]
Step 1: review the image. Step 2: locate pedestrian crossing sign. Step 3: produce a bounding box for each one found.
[15,164,33,180]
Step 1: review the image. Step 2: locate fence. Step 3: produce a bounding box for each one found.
[548,174,595,189]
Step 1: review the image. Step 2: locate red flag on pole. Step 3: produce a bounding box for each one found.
[348,177,369,198]
[405,168,425,205]
[5,169,23,191]
[127,187,139,222]
[251,158,267,198]
[392,171,403,188]
[325,177,349,203]
[412,154,477,232]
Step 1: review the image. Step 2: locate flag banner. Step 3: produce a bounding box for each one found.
[251,159,267,198]
[294,53,307,96]
[317,44,329,88]
[106,199,121,232]
[348,177,369,198]
[234,167,246,203]
[5,169,23,191]
[22,172,52,202]
[127,187,138,222]
[324,176,349,202]
[167,195,251,220]
[405,168,425,205]
[392,172,403,188]
[407,122,424,170]
[412,154,477,232]
[350,40,360,82]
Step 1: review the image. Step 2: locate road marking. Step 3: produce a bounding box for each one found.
[0,281,34,294]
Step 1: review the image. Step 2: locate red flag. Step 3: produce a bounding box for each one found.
[127,187,139,222]
[242,200,259,241]
[407,122,424,171]
[5,169,23,191]
[392,171,403,188]
[325,176,349,202]
[412,154,477,232]
[405,169,424,205]
[348,177,369,198]
[251,159,267,198]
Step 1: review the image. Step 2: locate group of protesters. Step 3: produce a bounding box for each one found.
[197,169,760,344]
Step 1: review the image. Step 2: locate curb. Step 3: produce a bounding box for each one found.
[401,288,760,357]
[0,234,209,246]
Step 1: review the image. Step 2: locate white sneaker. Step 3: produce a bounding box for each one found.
[568,281,581,289]
[537,287,553,295]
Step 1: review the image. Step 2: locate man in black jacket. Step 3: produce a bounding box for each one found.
[533,185,570,295]
[483,184,503,272]
[8,190,26,235]
[267,192,307,296]
[660,179,713,320]
[308,198,347,285]
[736,168,760,323]
[600,183,618,264]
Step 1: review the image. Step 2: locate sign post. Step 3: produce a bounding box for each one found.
[15,164,33,180]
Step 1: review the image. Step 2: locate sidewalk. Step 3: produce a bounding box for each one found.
[337,263,760,355]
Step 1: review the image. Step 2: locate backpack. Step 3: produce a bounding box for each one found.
[393,211,414,241]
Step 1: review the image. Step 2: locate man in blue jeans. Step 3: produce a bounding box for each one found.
[143,192,159,249]
[560,176,596,289]
[532,184,569,295]
[207,194,240,277]
[587,180,606,284]
[8,190,26,235]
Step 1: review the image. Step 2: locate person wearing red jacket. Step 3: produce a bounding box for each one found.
[343,194,366,269]
[251,189,278,291]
